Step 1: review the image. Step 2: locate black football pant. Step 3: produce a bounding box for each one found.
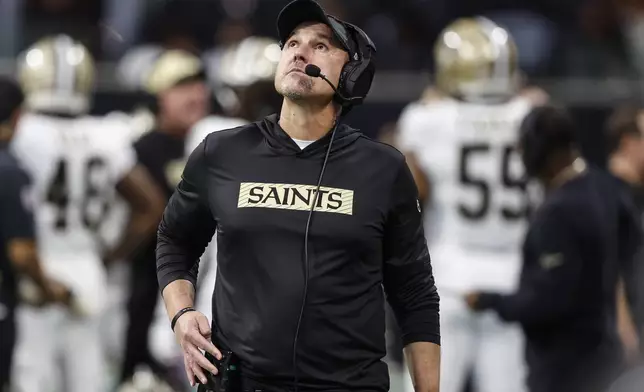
[0,311,15,391]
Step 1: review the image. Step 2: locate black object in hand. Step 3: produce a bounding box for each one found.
[197,350,240,392]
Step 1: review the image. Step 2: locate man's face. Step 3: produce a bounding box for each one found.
[159,80,210,131]
[274,21,349,103]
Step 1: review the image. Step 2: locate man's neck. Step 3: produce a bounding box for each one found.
[609,154,642,185]
[545,156,587,191]
[278,99,337,141]
[157,117,188,139]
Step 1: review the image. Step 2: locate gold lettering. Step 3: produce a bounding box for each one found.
[238,182,353,215]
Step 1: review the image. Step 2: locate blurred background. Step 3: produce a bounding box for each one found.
[2,0,644,391]
[2,0,643,163]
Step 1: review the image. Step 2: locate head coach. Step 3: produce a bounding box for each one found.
[155,1,441,391]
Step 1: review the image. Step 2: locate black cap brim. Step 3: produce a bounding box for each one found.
[277,0,352,54]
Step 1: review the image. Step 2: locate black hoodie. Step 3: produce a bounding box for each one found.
[156,114,440,391]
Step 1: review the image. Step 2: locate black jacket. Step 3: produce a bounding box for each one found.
[478,168,641,392]
[156,114,440,391]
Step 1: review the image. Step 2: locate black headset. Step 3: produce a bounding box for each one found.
[333,20,377,111]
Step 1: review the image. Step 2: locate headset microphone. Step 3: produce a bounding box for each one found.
[304,64,363,106]
[304,64,322,78]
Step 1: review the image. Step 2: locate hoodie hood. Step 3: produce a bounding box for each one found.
[257,113,361,158]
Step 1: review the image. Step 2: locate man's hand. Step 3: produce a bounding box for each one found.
[45,278,73,306]
[173,310,222,387]
[465,292,481,310]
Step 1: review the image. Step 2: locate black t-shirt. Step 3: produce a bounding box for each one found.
[134,130,186,200]
[0,144,36,311]
[131,130,186,265]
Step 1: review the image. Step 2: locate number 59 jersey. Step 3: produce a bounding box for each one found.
[398,95,534,294]
[11,113,136,261]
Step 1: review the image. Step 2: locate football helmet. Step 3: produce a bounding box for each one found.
[144,49,206,95]
[217,36,281,88]
[214,36,282,119]
[17,34,95,115]
[434,17,519,101]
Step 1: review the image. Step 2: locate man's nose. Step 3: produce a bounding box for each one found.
[293,45,311,64]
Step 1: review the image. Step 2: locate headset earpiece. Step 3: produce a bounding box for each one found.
[335,23,376,112]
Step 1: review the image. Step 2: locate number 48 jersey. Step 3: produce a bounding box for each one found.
[11,113,136,261]
[398,95,534,293]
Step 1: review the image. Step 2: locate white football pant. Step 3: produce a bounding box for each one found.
[11,257,107,392]
[438,293,527,392]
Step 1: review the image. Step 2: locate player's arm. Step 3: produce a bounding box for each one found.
[396,101,438,208]
[0,169,68,304]
[102,163,166,264]
[615,199,643,361]
[378,121,431,206]
[157,137,217,318]
[404,151,431,207]
[472,208,582,325]
[100,133,165,265]
[616,277,640,362]
[382,160,440,392]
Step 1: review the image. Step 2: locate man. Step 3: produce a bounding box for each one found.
[0,77,73,392]
[605,105,644,359]
[156,1,441,391]
[396,17,547,392]
[466,105,641,392]
[10,34,165,392]
[118,48,212,390]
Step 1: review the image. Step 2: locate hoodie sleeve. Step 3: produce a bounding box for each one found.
[156,137,217,292]
[382,159,440,346]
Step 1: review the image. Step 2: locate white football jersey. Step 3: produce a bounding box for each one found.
[11,113,136,261]
[398,96,534,293]
[185,114,247,156]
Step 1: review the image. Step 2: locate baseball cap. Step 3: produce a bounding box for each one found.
[276,0,362,60]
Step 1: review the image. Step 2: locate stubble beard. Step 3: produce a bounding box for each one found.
[280,76,314,101]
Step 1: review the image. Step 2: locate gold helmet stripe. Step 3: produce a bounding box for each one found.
[476,17,512,83]
[53,35,76,94]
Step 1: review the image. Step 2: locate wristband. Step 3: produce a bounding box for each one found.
[171,307,196,331]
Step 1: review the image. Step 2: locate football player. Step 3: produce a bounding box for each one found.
[9,34,165,392]
[396,17,548,392]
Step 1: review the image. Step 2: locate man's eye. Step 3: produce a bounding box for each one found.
[288,41,297,48]
[316,44,327,51]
